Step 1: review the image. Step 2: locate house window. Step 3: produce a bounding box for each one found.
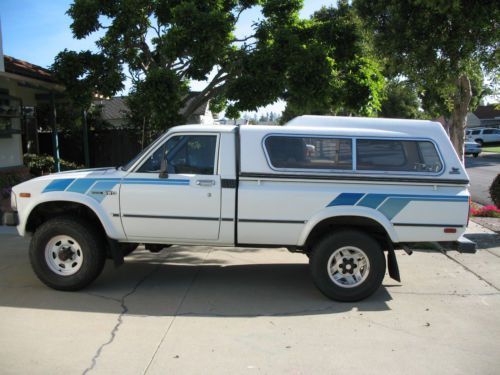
[265,136,352,170]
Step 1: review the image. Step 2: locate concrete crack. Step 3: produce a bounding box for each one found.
[143,249,211,375]
[82,260,165,375]
[84,292,122,304]
[485,249,500,258]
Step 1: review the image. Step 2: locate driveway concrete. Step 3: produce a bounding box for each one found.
[0,224,499,375]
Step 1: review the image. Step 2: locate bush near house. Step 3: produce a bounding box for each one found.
[490,174,500,208]
[470,203,500,218]
[0,169,31,215]
[23,153,83,176]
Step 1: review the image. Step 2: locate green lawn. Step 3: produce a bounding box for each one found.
[482,145,500,153]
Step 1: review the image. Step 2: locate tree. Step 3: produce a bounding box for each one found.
[55,0,384,134]
[355,0,500,159]
[379,81,424,119]
[281,2,385,122]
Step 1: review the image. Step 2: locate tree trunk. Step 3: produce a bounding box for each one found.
[448,75,472,162]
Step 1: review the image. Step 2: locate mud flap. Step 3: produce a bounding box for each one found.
[108,239,124,267]
[386,243,401,282]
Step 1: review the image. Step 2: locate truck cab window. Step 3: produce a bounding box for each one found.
[137,135,217,175]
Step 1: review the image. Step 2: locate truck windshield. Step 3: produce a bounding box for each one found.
[120,133,166,171]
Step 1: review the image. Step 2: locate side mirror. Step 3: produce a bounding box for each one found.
[159,144,168,179]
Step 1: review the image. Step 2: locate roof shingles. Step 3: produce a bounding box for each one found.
[3,55,58,83]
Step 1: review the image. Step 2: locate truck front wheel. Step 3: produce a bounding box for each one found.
[29,216,106,291]
[309,230,386,302]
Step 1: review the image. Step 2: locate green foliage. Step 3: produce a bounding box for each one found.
[52,50,124,109]
[380,81,424,119]
[56,0,385,132]
[279,1,386,121]
[127,68,189,131]
[490,174,500,208]
[24,154,84,176]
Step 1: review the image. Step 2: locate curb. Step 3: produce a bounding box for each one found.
[0,226,17,235]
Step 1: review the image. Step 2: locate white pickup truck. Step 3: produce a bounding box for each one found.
[5,115,476,301]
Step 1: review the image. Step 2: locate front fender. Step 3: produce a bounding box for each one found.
[297,206,399,246]
[17,192,124,239]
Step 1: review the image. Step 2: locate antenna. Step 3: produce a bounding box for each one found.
[0,17,4,72]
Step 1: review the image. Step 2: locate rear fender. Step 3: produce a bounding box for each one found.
[298,206,399,246]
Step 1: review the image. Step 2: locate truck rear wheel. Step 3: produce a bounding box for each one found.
[29,216,106,291]
[309,230,386,302]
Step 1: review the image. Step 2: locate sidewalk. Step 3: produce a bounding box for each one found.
[471,217,500,233]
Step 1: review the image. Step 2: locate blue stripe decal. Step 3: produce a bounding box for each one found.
[122,179,189,185]
[43,179,75,193]
[87,180,121,203]
[327,193,468,220]
[328,193,365,206]
[356,193,468,209]
[66,179,98,194]
[42,177,191,203]
[378,198,412,220]
[356,194,388,208]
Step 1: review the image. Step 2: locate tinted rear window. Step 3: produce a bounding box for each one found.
[265,136,352,170]
[356,140,442,172]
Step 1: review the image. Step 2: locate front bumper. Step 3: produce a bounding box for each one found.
[2,211,19,226]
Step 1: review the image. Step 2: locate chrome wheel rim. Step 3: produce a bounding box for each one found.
[44,235,83,276]
[327,246,370,288]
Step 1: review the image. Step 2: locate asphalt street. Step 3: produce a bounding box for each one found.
[0,223,500,374]
[464,153,500,205]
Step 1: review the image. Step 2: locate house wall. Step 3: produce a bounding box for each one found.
[0,79,23,168]
[466,113,481,128]
[0,75,55,169]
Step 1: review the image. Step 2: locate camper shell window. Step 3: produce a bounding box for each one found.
[264,136,352,170]
[356,139,443,173]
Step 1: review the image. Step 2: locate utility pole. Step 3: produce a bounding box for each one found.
[49,92,60,172]
[82,109,90,167]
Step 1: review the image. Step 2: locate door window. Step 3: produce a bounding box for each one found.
[138,135,217,175]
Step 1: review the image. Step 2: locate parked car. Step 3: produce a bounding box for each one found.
[465,128,500,145]
[5,115,476,301]
[464,141,482,157]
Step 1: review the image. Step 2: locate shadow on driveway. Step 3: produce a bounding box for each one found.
[0,247,393,317]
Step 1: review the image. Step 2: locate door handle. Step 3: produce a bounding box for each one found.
[195,179,215,187]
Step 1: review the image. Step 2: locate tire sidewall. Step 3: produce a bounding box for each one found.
[310,230,386,302]
[30,217,105,290]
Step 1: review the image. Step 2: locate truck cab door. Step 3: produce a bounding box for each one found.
[119,133,221,241]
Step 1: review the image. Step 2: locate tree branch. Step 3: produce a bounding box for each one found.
[181,69,229,118]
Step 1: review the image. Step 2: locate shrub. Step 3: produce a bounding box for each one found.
[490,174,500,208]
[24,154,83,176]
[470,204,500,218]
[0,174,25,198]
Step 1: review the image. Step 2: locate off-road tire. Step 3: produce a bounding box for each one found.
[309,230,386,302]
[29,216,106,291]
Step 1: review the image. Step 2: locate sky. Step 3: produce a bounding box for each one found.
[0,0,337,117]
